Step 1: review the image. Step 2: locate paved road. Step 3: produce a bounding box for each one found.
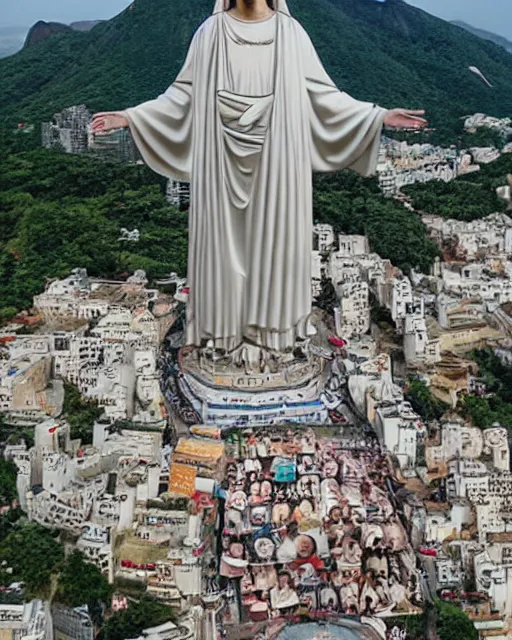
[421,555,437,596]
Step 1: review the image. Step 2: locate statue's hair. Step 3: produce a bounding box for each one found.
[227,0,274,8]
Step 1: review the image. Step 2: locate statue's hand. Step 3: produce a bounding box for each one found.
[90,112,129,135]
[383,109,427,130]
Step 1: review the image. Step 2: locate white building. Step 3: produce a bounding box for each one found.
[337,234,369,258]
[424,213,512,262]
[0,600,52,640]
[390,277,413,330]
[375,401,425,471]
[166,180,190,208]
[440,261,512,309]
[403,298,441,365]
[376,137,461,195]
[313,224,335,252]
[338,281,370,338]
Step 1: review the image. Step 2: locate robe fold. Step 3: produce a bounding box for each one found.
[124,12,387,352]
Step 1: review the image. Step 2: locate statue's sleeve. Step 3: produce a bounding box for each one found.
[123,37,195,180]
[302,31,388,176]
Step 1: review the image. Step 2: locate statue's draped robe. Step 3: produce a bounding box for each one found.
[125,12,387,351]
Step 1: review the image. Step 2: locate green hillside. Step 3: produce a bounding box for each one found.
[403,152,512,221]
[1,0,512,133]
[0,150,188,317]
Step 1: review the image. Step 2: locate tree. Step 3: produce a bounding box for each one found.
[0,508,24,544]
[0,459,18,507]
[0,523,64,599]
[313,275,338,316]
[458,348,512,429]
[63,382,102,445]
[313,171,440,276]
[406,379,448,422]
[403,153,512,222]
[103,596,177,640]
[436,600,478,640]
[0,150,188,316]
[56,550,113,625]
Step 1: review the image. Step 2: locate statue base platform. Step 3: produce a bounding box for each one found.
[175,342,330,428]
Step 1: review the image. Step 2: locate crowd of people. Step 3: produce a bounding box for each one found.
[218,427,423,623]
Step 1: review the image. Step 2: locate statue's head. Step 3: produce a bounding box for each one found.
[227,0,274,7]
[213,0,289,14]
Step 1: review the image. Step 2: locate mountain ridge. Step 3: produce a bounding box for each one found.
[0,20,103,60]
[1,0,512,137]
[24,21,74,48]
[451,20,512,54]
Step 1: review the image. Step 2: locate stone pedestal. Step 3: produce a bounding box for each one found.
[175,342,330,428]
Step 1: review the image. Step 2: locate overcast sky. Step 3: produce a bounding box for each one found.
[2,0,512,41]
[407,0,512,40]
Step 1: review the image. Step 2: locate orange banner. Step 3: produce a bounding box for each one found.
[169,463,197,497]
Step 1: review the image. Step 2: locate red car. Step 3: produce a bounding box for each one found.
[121,560,134,568]
[419,546,437,557]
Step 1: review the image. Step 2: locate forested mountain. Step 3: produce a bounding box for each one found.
[1,0,512,136]
[24,20,104,48]
[0,22,102,60]
[23,21,73,48]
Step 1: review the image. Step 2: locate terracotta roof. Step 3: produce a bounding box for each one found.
[481,629,509,637]
[424,501,450,513]
[488,532,512,543]
[468,612,504,621]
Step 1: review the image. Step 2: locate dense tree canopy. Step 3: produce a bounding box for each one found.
[0,459,19,507]
[436,600,478,640]
[0,149,188,316]
[63,382,102,445]
[0,522,64,599]
[405,379,448,423]
[456,349,512,429]
[102,596,176,640]
[56,550,113,624]
[403,153,512,221]
[0,519,112,618]
[313,171,440,274]
[0,508,24,544]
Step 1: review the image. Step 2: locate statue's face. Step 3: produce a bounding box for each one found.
[232,0,273,9]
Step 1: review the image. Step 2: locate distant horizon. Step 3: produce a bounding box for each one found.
[405,0,512,41]
[1,0,512,42]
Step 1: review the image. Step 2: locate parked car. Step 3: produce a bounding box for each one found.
[328,336,346,348]
[419,546,437,557]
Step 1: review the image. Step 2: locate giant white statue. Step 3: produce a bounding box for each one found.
[92,0,426,354]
